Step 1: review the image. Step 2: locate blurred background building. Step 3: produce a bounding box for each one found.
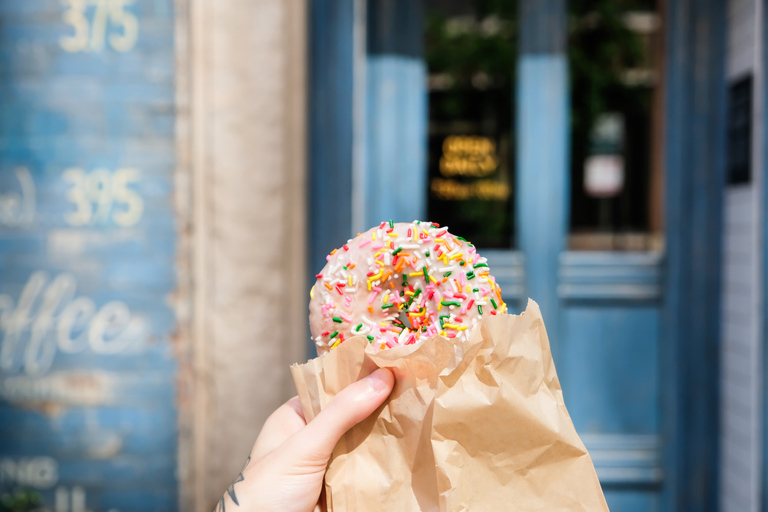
[0,0,763,511]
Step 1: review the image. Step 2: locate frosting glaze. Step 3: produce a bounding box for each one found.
[309,221,507,354]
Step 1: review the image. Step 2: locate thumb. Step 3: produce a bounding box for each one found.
[286,367,394,464]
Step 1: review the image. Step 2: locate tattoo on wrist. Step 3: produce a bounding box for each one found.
[214,456,251,512]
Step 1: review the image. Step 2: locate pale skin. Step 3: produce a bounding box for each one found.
[214,368,395,512]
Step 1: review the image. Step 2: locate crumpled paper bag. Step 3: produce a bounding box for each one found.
[291,299,609,511]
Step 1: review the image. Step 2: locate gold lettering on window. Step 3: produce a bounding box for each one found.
[431,178,510,201]
[439,136,499,177]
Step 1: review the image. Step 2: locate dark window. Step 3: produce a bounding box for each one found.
[568,2,663,251]
[425,0,516,249]
[727,75,752,185]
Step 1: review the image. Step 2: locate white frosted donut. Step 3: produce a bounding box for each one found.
[309,221,507,354]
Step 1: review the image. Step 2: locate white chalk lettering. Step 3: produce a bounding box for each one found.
[60,0,139,53]
[0,167,36,228]
[63,168,143,228]
[0,372,113,404]
[0,272,144,376]
[0,459,121,512]
[54,485,120,512]
[0,457,58,489]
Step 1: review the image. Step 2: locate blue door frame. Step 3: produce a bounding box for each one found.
[663,0,726,510]
[308,1,726,510]
[308,0,356,280]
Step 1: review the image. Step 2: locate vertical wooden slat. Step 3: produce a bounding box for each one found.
[662,0,726,511]
[309,0,356,276]
[308,0,357,357]
[516,0,568,354]
[364,0,427,228]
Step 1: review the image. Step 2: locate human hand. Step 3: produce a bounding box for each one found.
[214,367,395,512]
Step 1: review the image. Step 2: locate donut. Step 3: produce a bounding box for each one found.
[309,220,507,353]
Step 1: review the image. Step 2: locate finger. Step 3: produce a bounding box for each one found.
[284,368,394,464]
[251,396,308,461]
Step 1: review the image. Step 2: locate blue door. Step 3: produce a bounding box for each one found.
[309,1,724,511]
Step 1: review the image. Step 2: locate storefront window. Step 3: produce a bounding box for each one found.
[568,0,664,251]
[425,0,516,249]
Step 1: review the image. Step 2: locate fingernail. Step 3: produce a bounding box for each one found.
[364,369,391,393]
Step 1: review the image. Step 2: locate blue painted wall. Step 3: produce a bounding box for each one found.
[0,1,178,511]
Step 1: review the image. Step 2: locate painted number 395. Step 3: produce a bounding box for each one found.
[63,168,144,228]
[60,0,139,53]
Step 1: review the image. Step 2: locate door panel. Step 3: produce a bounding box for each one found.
[562,304,660,434]
[562,297,663,505]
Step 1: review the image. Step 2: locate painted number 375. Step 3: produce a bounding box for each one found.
[63,168,143,228]
[60,0,139,53]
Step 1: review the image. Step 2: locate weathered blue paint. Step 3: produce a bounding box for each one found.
[663,0,726,511]
[308,0,356,356]
[515,54,569,353]
[0,1,178,510]
[364,55,427,227]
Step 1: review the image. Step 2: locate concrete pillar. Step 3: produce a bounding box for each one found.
[175,0,308,509]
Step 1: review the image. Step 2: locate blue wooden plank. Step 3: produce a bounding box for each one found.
[364,55,427,227]
[662,0,726,511]
[516,54,569,354]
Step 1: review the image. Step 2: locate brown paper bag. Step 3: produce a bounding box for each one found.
[292,299,609,511]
